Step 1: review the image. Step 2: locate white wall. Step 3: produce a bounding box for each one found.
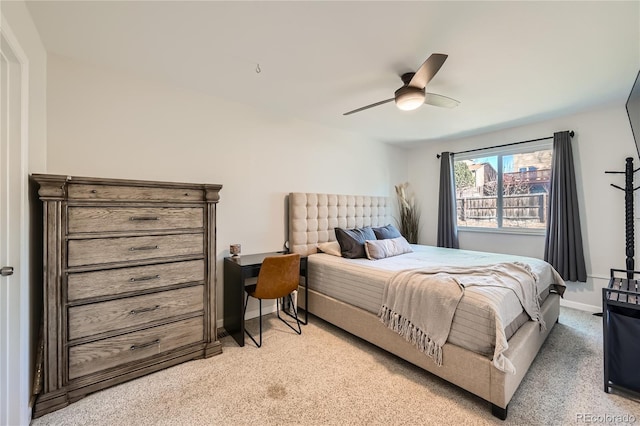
[48,53,638,314]
[1,0,47,423]
[46,54,408,322]
[408,104,637,311]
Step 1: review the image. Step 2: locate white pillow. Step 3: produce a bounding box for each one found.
[364,236,413,260]
[317,241,342,257]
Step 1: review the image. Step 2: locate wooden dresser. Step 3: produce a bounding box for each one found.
[31,174,222,417]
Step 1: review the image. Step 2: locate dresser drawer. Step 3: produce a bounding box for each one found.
[68,233,203,267]
[68,207,203,234]
[68,316,204,379]
[68,285,204,340]
[68,260,205,301]
[67,184,204,202]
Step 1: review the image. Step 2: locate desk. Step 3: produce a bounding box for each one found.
[223,251,308,347]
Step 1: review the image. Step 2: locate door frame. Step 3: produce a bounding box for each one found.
[0,15,32,425]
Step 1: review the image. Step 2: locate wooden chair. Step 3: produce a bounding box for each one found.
[244,253,302,347]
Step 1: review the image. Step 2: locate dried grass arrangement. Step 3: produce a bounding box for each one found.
[395,182,420,244]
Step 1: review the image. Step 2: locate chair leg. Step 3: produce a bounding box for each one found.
[244,294,262,348]
[277,294,302,335]
[281,293,302,322]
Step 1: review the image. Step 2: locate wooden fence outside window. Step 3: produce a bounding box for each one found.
[456,193,547,229]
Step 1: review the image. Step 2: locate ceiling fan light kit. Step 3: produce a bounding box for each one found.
[395,86,426,111]
[343,53,460,116]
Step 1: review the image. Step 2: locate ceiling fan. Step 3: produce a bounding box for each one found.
[343,53,460,116]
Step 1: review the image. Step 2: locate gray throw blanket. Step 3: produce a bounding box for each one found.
[378,262,542,374]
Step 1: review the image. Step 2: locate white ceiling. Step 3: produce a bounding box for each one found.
[26,1,640,146]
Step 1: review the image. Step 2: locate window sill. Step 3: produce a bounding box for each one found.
[458,226,546,237]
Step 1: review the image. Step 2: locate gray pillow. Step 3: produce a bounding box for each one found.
[373,224,402,240]
[335,227,376,259]
[364,236,413,260]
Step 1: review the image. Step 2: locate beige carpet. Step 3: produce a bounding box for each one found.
[31,307,639,425]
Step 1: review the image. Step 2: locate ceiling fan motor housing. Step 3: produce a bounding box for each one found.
[395,85,426,111]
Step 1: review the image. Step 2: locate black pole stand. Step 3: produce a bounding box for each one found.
[605,157,640,279]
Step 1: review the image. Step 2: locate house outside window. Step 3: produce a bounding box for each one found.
[454,141,553,233]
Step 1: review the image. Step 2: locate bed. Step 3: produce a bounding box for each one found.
[287,192,565,419]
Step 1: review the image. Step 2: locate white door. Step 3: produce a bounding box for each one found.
[1,20,29,426]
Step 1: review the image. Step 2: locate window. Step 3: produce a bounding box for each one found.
[454,142,553,232]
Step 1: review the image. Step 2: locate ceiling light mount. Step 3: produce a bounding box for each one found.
[400,72,415,85]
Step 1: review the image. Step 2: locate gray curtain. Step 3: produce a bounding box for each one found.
[544,131,587,282]
[437,152,459,248]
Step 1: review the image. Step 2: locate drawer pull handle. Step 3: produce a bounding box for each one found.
[129,275,160,282]
[129,245,159,251]
[130,305,160,315]
[129,216,159,221]
[130,339,160,351]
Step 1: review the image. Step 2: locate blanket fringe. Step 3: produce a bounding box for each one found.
[379,305,443,366]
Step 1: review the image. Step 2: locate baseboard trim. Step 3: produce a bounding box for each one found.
[560,299,601,314]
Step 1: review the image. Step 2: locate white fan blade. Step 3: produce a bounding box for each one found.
[425,93,460,108]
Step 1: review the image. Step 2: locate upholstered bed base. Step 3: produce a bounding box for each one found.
[298,287,559,418]
[287,192,560,419]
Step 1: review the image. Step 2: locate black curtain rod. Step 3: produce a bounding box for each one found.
[436,130,574,159]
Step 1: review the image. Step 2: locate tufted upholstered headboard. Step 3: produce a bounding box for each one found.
[288,192,393,256]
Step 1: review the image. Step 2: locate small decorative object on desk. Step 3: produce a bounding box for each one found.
[230,244,241,257]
